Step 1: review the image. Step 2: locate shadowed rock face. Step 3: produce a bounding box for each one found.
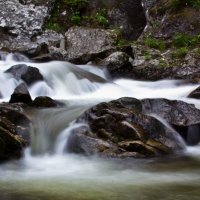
[84,0,147,40]
[67,98,186,158]
[0,103,31,161]
[188,86,200,99]
[142,98,200,145]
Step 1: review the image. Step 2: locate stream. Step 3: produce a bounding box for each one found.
[0,54,200,200]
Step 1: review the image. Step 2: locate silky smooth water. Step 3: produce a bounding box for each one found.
[1,54,200,200]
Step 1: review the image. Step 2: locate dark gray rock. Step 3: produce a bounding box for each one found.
[188,86,200,99]
[31,96,64,108]
[67,98,185,158]
[65,27,117,64]
[5,64,43,85]
[0,103,31,161]
[98,51,135,78]
[9,83,32,104]
[142,98,200,145]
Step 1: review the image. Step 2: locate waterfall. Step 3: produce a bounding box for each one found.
[1,52,200,157]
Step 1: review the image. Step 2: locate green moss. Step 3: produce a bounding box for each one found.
[171,47,188,58]
[144,38,166,51]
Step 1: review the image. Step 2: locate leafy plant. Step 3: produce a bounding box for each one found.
[63,0,89,8]
[144,38,166,51]
[94,9,109,27]
[171,47,188,58]
[173,33,200,47]
[71,11,81,25]
[170,0,200,10]
[115,39,128,48]
[45,21,63,32]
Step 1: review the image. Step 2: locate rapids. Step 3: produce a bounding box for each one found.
[1,53,200,200]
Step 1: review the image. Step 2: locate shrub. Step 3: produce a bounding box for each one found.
[144,38,166,50]
[171,47,188,58]
[173,33,200,47]
[71,12,81,25]
[170,0,200,10]
[64,0,89,7]
[94,9,109,27]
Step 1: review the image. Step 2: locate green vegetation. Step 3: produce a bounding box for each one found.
[172,33,200,47]
[94,9,109,27]
[170,0,200,10]
[115,39,129,48]
[159,59,168,67]
[45,0,109,31]
[71,12,81,25]
[144,38,166,51]
[45,21,64,32]
[63,0,89,8]
[144,51,152,60]
[171,47,188,58]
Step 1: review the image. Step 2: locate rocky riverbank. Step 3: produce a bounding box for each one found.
[0,0,200,161]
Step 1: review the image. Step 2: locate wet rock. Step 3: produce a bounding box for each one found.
[98,51,135,78]
[65,27,117,64]
[67,97,185,158]
[188,86,200,99]
[0,103,31,161]
[9,83,32,104]
[142,98,200,145]
[31,96,64,108]
[0,125,26,162]
[5,64,43,85]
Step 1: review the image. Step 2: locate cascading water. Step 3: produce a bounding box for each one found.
[1,53,200,200]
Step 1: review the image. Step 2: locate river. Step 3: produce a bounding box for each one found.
[0,54,200,200]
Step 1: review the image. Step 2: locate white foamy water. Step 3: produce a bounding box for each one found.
[1,54,200,200]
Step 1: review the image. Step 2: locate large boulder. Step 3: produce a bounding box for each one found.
[67,98,185,158]
[64,27,117,64]
[0,0,65,58]
[5,64,43,86]
[0,103,31,161]
[142,98,200,145]
[97,51,135,78]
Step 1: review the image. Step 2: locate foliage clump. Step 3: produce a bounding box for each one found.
[170,0,200,10]
[144,38,166,51]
